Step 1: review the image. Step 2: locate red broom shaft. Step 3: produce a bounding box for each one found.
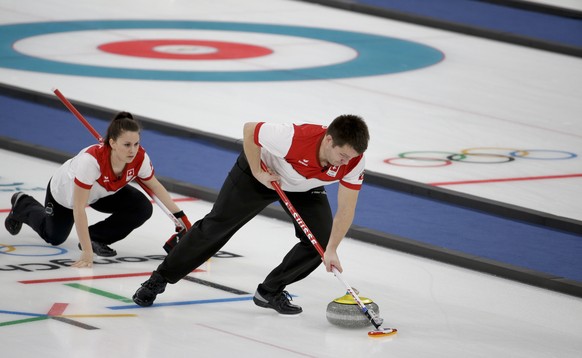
[53,89,103,143]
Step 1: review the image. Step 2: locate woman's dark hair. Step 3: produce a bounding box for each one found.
[326,114,369,154]
[104,111,141,147]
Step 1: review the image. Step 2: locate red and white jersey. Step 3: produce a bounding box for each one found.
[254,122,365,192]
[50,144,154,208]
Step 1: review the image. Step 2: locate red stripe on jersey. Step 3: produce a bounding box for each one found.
[141,170,155,182]
[254,122,265,146]
[340,179,362,190]
[74,177,92,190]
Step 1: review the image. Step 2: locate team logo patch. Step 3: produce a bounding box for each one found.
[126,168,135,182]
[326,166,339,177]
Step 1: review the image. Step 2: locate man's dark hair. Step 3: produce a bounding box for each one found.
[326,114,369,154]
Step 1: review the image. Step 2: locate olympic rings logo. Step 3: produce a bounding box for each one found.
[0,244,68,257]
[383,148,577,167]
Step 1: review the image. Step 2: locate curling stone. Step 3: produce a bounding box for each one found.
[326,291,379,328]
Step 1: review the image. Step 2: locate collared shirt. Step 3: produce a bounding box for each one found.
[254,122,365,192]
[50,144,154,208]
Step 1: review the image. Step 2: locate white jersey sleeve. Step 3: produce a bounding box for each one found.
[138,152,154,180]
[256,123,294,158]
[50,149,101,209]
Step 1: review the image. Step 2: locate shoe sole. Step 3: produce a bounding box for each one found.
[253,296,302,315]
[5,218,23,236]
[253,296,271,308]
[94,251,117,257]
[5,193,25,235]
[132,294,154,307]
[133,286,165,307]
[78,242,117,257]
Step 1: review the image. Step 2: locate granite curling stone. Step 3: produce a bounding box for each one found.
[326,292,379,328]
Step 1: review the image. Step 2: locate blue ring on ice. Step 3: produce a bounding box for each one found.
[0,20,444,81]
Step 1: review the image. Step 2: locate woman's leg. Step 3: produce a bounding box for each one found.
[7,182,74,246]
[89,185,153,245]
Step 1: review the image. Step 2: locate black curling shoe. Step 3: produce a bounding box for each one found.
[133,271,167,307]
[253,289,303,315]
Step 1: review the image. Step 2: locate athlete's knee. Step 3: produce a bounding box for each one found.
[127,197,153,225]
[137,201,153,223]
[43,233,68,246]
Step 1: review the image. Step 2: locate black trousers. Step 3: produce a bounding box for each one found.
[158,153,333,294]
[13,181,152,246]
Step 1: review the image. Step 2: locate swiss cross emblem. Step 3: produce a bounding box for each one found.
[126,168,135,182]
[326,165,339,177]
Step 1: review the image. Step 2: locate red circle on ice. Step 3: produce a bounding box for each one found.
[98,39,273,60]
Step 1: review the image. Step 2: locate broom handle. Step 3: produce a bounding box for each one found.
[260,161,384,329]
